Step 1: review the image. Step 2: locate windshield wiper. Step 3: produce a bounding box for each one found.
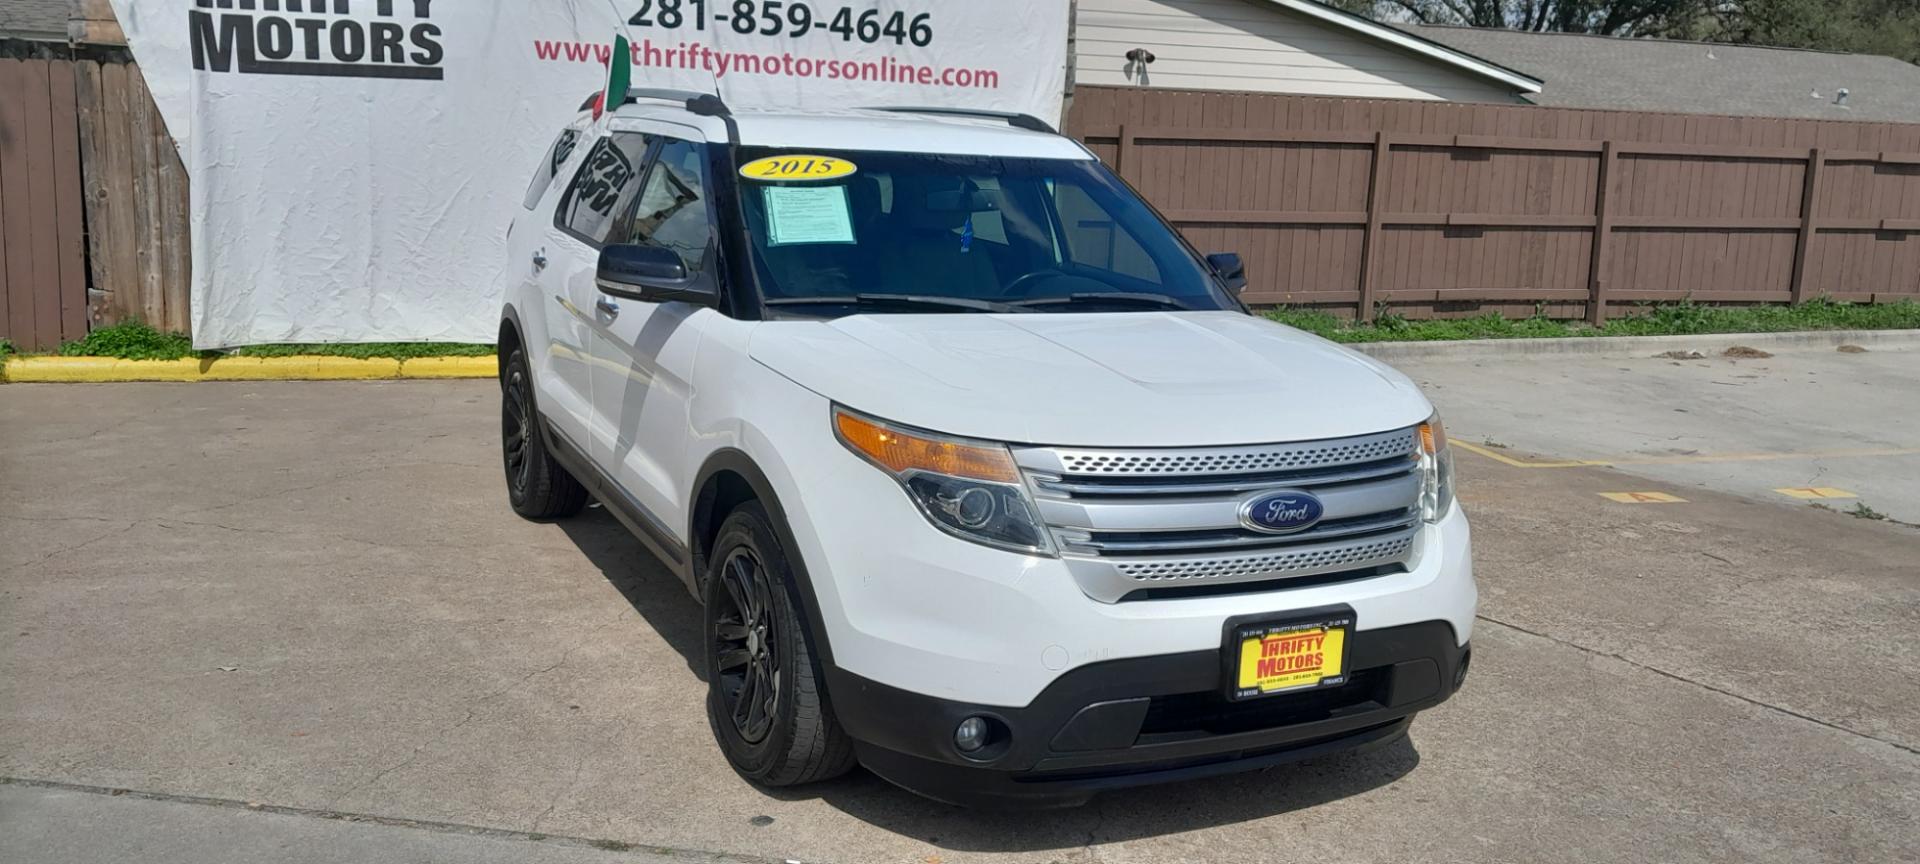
[764,294,1031,314]
[1009,292,1196,312]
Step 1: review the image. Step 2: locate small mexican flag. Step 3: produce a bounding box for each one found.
[594,34,631,120]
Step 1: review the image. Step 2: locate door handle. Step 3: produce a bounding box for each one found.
[532,251,548,271]
[595,297,620,319]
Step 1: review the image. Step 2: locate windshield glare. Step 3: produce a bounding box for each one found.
[735,148,1234,314]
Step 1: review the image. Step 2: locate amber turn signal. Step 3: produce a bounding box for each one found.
[834,409,1021,484]
[1419,417,1448,455]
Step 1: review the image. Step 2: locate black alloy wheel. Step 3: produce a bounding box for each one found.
[713,548,782,743]
[502,360,536,494]
[499,347,587,520]
[702,502,855,786]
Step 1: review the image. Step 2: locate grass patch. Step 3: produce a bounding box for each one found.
[0,338,15,357]
[57,321,198,360]
[27,321,494,361]
[1266,298,1920,343]
[1848,502,1887,521]
[229,342,494,359]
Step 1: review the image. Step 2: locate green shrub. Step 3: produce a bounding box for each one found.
[57,321,198,360]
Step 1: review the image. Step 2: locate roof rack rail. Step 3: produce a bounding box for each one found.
[868,106,1055,134]
[578,88,732,117]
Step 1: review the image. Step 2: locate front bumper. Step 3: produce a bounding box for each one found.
[787,428,1476,709]
[826,620,1468,807]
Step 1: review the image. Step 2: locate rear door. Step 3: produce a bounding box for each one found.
[539,129,656,455]
[588,132,719,546]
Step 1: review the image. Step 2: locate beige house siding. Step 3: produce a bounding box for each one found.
[1075,0,1527,103]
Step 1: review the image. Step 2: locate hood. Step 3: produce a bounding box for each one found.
[748,311,1432,448]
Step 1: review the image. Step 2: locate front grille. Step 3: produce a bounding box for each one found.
[1014,428,1425,602]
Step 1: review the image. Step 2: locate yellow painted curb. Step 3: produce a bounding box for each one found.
[398,356,499,379]
[1,354,496,383]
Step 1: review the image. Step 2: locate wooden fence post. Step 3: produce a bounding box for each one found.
[1587,140,1617,326]
[1116,124,1137,185]
[1789,147,1825,304]
[1356,132,1389,322]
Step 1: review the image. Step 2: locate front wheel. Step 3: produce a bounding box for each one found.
[501,347,588,520]
[703,502,856,787]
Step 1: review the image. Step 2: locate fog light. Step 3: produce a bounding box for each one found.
[954,716,990,753]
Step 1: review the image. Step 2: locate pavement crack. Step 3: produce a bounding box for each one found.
[0,521,139,577]
[1081,794,1110,862]
[1,776,779,863]
[530,753,588,834]
[1477,614,1920,757]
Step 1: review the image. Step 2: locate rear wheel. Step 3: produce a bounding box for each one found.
[501,347,588,520]
[704,502,856,786]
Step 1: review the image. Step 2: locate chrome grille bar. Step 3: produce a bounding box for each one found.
[1013,428,1417,479]
[1057,510,1418,554]
[1030,457,1417,497]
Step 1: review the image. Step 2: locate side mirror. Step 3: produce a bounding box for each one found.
[1206,252,1247,297]
[596,244,715,305]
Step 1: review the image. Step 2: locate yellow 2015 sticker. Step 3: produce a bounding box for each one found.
[739,154,856,182]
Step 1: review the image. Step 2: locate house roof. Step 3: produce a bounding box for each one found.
[1407,24,1920,124]
[0,0,66,41]
[1265,1,1543,94]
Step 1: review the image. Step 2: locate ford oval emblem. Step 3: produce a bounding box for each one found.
[1240,490,1326,534]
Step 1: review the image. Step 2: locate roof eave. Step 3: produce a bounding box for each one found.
[1271,0,1545,94]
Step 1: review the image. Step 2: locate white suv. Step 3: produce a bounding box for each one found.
[498,91,1475,807]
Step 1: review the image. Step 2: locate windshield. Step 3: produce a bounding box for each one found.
[734,148,1236,314]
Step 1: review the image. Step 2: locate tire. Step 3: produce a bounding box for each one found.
[501,347,589,520]
[703,501,857,787]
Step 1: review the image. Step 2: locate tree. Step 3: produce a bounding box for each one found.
[1688,0,1920,61]
[1330,0,1920,60]
[1325,0,1694,35]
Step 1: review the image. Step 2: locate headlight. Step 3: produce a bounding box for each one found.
[834,407,1055,556]
[1418,414,1456,523]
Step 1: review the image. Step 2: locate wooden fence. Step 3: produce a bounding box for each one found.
[0,45,187,352]
[73,58,192,335]
[1066,86,1920,321]
[0,55,89,351]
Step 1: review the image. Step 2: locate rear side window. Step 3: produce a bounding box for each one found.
[556,132,654,246]
[613,138,714,276]
[522,126,583,211]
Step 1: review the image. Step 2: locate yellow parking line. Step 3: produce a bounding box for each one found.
[1774,487,1858,500]
[1453,441,1920,470]
[1450,441,1600,468]
[1599,492,1688,504]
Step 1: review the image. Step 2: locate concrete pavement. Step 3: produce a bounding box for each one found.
[1397,339,1920,523]
[0,781,752,864]
[2,379,1916,863]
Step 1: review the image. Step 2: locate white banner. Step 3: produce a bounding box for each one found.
[111,1,1070,348]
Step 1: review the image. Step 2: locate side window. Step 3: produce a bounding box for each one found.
[556,132,653,246]
[522,125,583,211]
[1053,181,1162,284]
[613,138,714,276]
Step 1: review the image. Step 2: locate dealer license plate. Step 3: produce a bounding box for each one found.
[1228,609,1354,701]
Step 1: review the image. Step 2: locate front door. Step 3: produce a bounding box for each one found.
[588,135,719,556]
[541,129,655,454]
